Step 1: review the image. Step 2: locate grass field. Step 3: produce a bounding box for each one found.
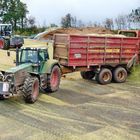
[128,65,140,83]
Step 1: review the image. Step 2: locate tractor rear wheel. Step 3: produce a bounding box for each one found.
[113,67,127,83]
[80,71,95,80]
[23,77,39,104]
[96,68,112,85]
[4,39,10,50]
[46,65,61,92]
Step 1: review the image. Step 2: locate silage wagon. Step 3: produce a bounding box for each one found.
[53,30,140,84]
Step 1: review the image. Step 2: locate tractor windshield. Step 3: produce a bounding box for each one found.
[20,50,38,63]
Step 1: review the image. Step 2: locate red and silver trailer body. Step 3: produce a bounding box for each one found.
[53,30,140,84]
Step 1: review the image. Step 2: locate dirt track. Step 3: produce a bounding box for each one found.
[0,73,140,140]
[0,40,139,140]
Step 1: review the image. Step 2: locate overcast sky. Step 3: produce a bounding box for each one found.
[21,0,139,26]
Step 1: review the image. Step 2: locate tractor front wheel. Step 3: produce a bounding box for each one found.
[23,77,39,104]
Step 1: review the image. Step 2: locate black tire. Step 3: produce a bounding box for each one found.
[23,77,39,104]
[113,67,127,83]
[96,68,112,85]
[80,71,95,80]
[14,44,23,49]
[45,65,61,92]
[4,39,10,50]
[0,95,5,100]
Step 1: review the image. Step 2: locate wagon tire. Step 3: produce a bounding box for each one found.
[80,71,95,80]
[4,39,10,50]
[23,77,39,104]
[45,65,61,92]
[113,67,127,83]
[0,95,5,100]
[96,68,112,85]
[15,44,23,49]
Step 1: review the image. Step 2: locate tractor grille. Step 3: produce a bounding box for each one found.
[0,82,9,94]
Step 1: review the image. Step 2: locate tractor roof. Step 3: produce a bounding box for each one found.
[22,47,47,51]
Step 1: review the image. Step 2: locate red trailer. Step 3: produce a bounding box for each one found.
[53,30,140,84]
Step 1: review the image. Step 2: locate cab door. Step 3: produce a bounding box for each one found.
[38,50,48,72]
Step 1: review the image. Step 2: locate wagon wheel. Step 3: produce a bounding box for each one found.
[80,71,95,80]
[113,67,127,83]
[96,68,112,85]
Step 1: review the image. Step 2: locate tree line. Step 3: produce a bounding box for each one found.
[0,0,45,35]
[0,0,29,30]
[0,0,140,36]
[61,8,140,30]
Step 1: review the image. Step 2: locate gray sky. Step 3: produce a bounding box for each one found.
[21,0,139,26]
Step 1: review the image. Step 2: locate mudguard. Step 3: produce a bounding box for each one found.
[41,59,60,74]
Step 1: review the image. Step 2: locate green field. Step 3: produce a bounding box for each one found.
[128,65,140,83]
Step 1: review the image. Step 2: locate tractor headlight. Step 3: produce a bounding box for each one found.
[4,74,14,82]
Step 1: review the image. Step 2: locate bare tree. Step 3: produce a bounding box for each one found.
[104,18,114,30]
[27,16,36,27]
[87,21,93,27]
[77,20,85,28]
[115,15,127,30]
[129,8,140,29]
[61,13,72,28]
[71,16,77,27]
[92,21,102,28]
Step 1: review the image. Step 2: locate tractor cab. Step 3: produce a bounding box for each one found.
[118,30,140,37]
[18,48,49,67]
[1,47,60,103]
[0,24,12,37]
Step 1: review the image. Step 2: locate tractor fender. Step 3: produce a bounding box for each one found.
[41,60,61,74]
[29,72,39,77]
[28,72,40,81]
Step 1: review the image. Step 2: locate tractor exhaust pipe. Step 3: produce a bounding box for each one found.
[16,47,19,66]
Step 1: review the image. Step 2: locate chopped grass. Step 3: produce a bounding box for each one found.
[128,65,140,83]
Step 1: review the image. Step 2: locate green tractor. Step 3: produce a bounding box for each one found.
[0,47,61,103]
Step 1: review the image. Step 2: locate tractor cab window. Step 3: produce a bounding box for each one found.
[20,50,38,63]
[38,50,49,62]
[38,51,45,61]
[119,31,137,37]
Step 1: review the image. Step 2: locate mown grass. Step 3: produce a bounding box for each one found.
[128,65,140,83]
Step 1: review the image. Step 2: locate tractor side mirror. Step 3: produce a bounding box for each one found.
[7,51,10,57]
